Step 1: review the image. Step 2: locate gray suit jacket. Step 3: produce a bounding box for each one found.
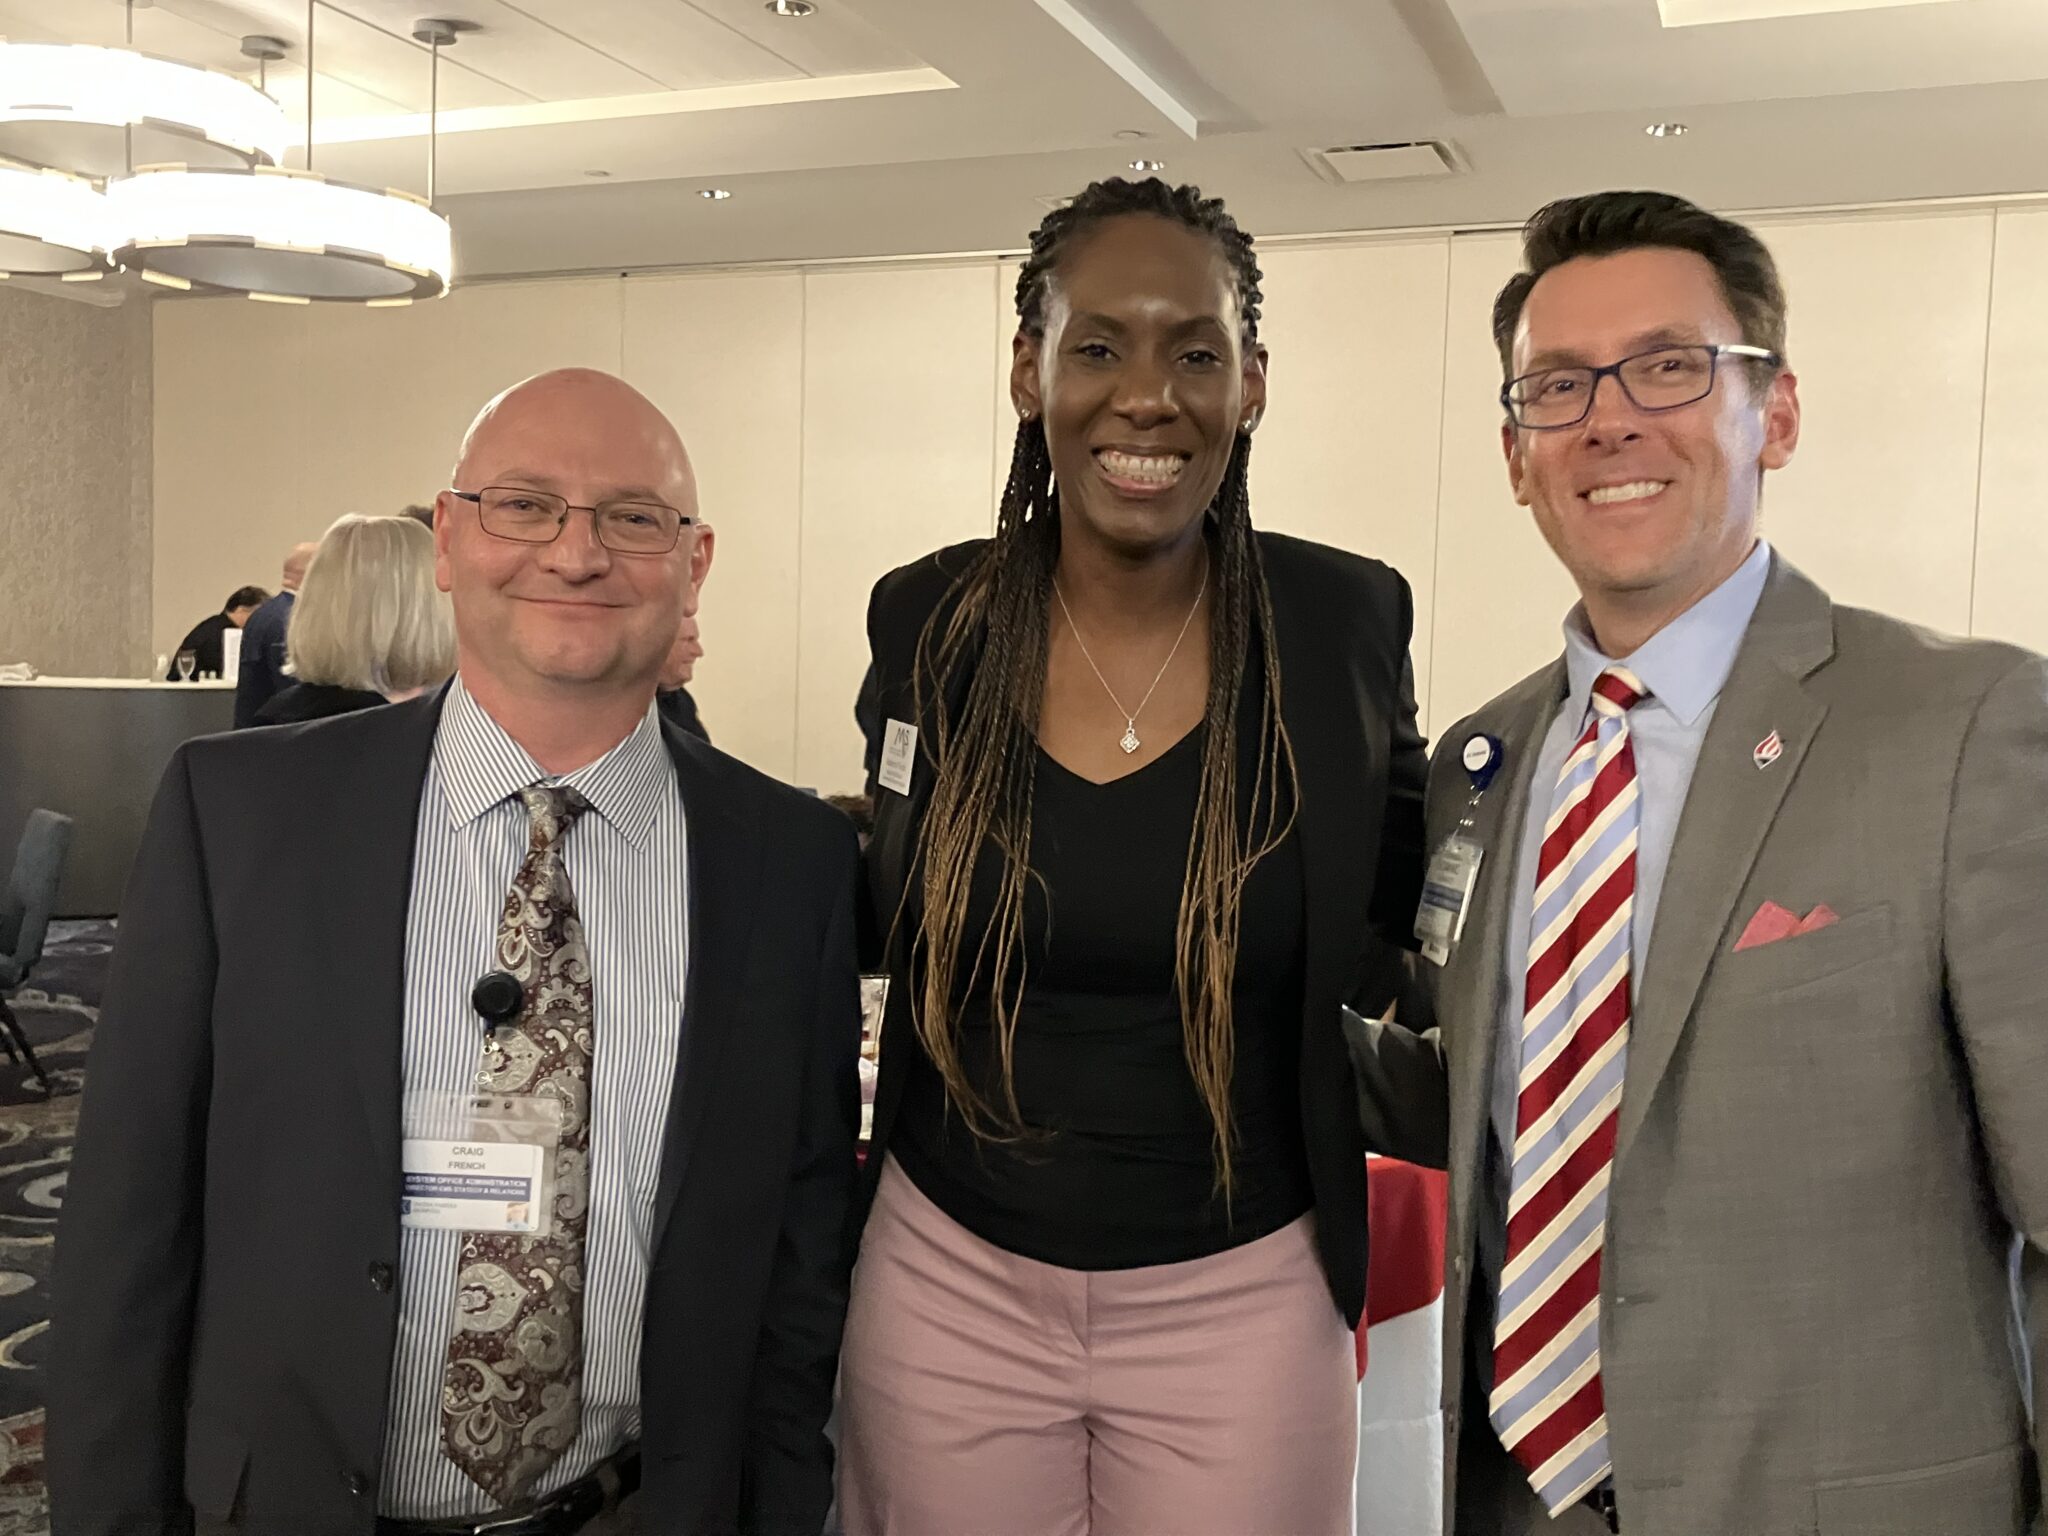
[1351,555,2048,1536]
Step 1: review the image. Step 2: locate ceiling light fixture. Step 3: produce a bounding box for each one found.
[700,188,732,200]
[766,0,817,16]
[108,5,457,303]
[0,160,114,277]
[1646,122,1690,138]
[0,41,289,178]
[1129,158,1166,172]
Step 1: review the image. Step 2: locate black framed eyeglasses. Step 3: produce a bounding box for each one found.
[1501,343,1781,430]
[449,486,698,555]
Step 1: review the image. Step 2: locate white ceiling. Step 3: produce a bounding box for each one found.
[3,0,2047,281]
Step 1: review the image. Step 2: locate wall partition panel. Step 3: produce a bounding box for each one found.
[624,271,806,778]
[1428,230,1581,732]
[1746,209,1994,640]
[796,262,1002,792]
[1970,205,2048,654]
[1255,237,1454,734]
[153,280,624,663]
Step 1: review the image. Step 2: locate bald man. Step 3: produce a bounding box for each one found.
[51,371,862,1536]
[234,539,321,727]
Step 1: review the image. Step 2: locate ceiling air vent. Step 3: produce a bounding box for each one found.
[1302,140,1462,186]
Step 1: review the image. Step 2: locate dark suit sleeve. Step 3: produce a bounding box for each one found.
[1940,652,2048,1479]
[1368,567,1430,948]
[1346,719,1463,1170]
[47,750,213,1536]
[740,820,862,1533]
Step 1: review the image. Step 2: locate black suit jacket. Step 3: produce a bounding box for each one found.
[169,613,235,681]
[856,532,1427,1326]
[48,692,861,1536]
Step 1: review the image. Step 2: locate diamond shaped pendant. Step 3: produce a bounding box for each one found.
[1119,723,1140,754]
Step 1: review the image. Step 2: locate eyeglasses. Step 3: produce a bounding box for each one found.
[448,486,698,554]
[1501,343,1781,430]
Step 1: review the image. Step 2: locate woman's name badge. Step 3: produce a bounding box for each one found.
[878,719,918,796]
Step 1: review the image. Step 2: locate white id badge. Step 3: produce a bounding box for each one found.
[401,1092,562,1237]
[877,719,918,796]
[1415,835,1485,967]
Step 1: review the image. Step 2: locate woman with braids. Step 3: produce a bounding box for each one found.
[842,177,1427,1534]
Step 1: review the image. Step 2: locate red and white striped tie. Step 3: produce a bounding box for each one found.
[1490,664,1647,1512]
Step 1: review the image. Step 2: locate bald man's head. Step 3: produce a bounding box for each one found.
[281,542,319,592]
[451,368,698,516]
[433,367,716,729]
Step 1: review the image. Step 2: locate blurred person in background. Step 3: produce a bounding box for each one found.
[167,585,268,680]
[655,609,710,743]
[254,514,456,726]
[233,542,321,726]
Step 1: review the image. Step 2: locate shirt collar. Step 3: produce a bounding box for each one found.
[433,676,673,850]
[1561,538,1772,728]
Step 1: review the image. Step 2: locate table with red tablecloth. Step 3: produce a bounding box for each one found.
[1356,1156,1450,1536]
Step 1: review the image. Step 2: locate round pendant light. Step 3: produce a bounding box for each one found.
[106,164,450,301]
[106,7,458,305]
[0,43,288,178]
[0,159,112,277]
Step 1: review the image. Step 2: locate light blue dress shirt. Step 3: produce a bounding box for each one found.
[1477,539,1773,1384]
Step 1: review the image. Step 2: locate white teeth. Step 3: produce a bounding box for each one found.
[1098,450,1185,484]
[1586,480,1669,506]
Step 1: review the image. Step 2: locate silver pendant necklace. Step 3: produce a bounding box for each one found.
[1052,561,1209,754]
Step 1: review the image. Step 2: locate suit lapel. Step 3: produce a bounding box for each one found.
[651,730,763,1244]
[330,695,441,1196]
[1616,558,1836,1168]
[1443,668,1563,1181]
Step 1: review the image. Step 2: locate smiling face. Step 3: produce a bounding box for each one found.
[1504,246,1800,637]
[1012,213,1266,561]
[436,369,709,702]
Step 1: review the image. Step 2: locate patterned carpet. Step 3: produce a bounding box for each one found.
[0,920,110,1536]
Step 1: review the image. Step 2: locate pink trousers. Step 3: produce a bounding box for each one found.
[837,1156,1359,1536]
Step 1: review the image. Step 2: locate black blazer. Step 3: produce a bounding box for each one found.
[857,532,1427,1327]
[48,693,861,1536]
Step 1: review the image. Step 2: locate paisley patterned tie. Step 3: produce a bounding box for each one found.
[440,785,594,1503]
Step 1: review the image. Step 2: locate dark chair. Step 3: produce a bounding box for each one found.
[0,809,74,1096]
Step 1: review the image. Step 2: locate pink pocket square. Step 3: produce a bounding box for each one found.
[1735,901,1840,952]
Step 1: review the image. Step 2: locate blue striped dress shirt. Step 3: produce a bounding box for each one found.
[1474,539,1772,1468]
[379,679,689,1516]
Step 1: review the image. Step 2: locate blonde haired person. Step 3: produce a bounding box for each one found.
[254,513,456,726]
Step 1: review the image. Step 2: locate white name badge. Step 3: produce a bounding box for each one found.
[1415,835,1485,967]
[402,1138,546,1234]
[878,719,918,796]
[400,1091,561,1237]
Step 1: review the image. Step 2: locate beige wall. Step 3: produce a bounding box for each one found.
[148,198,2048,788]
[0,283,152,678]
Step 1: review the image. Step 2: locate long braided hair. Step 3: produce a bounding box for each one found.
[905,177,1298,1199]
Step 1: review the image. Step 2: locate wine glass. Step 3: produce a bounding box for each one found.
[175,650,197,682]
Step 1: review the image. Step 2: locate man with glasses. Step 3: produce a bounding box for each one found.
[1349,192,2048,1534]
[51,369,862,1536]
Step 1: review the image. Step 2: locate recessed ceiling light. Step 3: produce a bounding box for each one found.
[1113,129,1148,142]
[1129,158,1166,172]
[1646,122,1690,138]
[700,188,732,201]
[765,0,816,15]
[584,168,610,178]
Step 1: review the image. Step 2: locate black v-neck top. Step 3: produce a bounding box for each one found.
[891,705,1312,1270]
